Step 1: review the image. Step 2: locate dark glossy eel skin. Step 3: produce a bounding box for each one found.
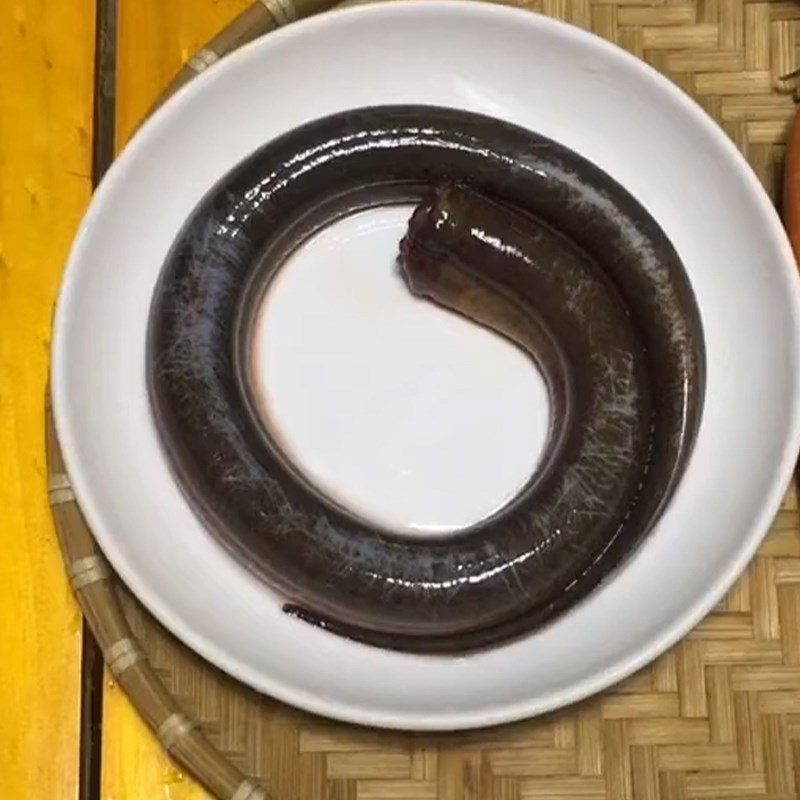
[148,106,704,653]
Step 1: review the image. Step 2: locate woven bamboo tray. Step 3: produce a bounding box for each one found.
[48,1,800,798]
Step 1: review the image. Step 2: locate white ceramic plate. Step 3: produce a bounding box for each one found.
[53,0,800,730]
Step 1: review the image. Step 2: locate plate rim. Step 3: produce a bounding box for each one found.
[52,0,800,730]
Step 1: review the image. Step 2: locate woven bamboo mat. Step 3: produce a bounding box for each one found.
[49,1,800,798]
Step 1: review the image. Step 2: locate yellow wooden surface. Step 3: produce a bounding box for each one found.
[116,0,252,147]
[0,1,96,798]
[104,8,252,798]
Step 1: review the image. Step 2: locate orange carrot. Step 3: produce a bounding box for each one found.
[784,106,800,261]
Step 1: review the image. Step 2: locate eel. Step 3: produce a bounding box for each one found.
[147,106,705,653]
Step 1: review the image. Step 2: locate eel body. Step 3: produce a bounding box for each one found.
[148,106,705,653]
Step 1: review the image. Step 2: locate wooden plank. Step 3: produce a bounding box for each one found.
[101,3,251,799]
[116,0,253,148]
[0,2,96,799]
[102,686,209,800]
[0,0,94,800]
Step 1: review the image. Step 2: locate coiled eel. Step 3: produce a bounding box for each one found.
[147,106,704,653]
